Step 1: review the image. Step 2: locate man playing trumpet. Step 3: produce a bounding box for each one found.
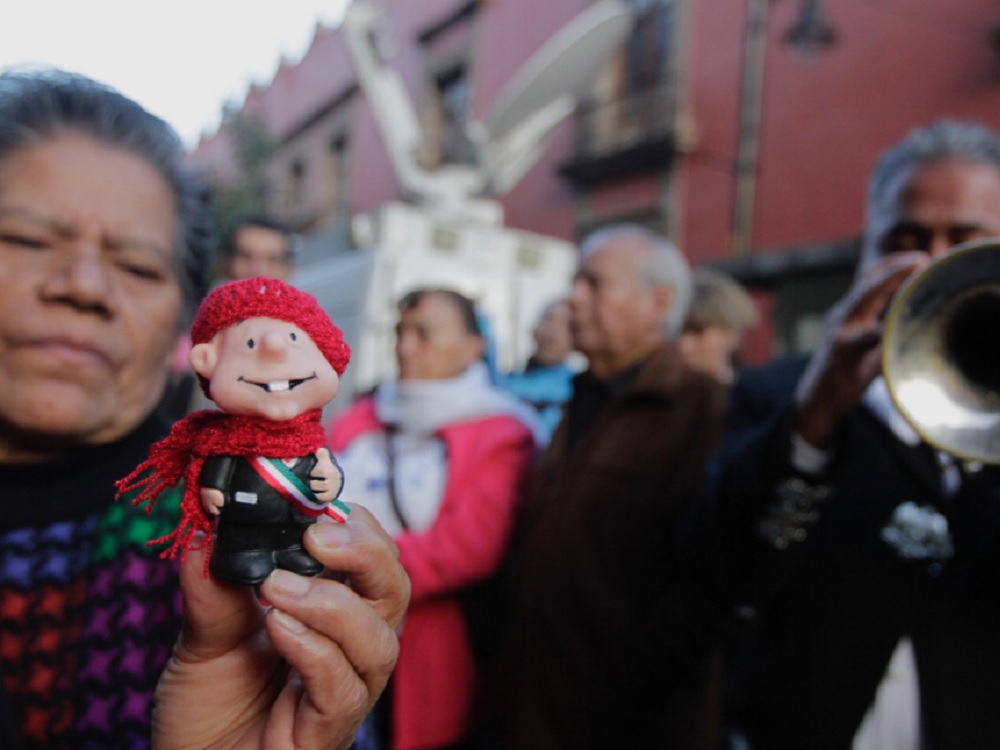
[709,120,1000,750]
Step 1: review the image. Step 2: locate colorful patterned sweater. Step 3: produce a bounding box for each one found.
[0,416,183,750]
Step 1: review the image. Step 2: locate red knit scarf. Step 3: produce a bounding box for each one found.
[115,408,327,561]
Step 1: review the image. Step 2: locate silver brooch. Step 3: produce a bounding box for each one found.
[880,501,954,561]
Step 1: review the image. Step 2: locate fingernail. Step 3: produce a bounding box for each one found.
[268,569,311,597]
[271,608,308,634]
[308,519,351,549]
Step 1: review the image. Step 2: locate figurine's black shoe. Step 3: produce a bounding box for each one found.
[211,549,274,586]
[274,547,323,577]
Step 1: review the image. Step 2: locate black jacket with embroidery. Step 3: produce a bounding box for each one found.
[711,356,1000,749]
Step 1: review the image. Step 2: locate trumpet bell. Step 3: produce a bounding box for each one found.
[883,239,1000,464]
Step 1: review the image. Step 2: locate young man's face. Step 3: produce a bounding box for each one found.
[225,225,293,282]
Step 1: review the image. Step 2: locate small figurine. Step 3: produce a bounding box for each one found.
[117,277,352,586]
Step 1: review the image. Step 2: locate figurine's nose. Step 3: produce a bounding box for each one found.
[258,329,290,359]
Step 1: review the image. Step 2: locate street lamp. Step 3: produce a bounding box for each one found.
[785,0,837,54]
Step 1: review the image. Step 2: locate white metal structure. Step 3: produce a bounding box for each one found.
[295,0,632,410]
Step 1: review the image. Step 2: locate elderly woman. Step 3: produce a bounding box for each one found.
[329,288,541,750]
[0,69,407,750]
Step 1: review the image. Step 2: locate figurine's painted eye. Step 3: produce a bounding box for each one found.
[247,338,256,349]
[289,332,297,341]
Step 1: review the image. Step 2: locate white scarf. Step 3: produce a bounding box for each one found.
[374,361,545,441]
[338,362,542,536]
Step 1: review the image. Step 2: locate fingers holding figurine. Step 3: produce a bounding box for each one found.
[154,505,409,750]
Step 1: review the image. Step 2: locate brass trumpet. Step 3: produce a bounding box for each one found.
[882,238,1000,464]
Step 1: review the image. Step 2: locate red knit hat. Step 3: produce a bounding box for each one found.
[190,277,351,395]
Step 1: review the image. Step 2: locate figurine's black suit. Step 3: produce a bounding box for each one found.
[201,452,325,585]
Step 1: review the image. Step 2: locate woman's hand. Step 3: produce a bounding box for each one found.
[152,505,410,750]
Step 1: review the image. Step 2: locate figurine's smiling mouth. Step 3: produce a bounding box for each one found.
[239,374,317,393]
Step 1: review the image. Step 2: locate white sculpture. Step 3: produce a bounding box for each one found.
[341,0,633,221]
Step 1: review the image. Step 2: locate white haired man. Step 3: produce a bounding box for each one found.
[498,224,726,750]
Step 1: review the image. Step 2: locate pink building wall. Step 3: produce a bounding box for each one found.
[684,0,1000,263]
[188,0,1000,361]
[191,0,586,237]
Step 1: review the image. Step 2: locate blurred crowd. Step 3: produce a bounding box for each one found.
[2,64,1000,750]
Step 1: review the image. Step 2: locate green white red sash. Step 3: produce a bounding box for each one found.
[250,456,350,523]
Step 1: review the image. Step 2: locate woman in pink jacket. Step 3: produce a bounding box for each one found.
[328,288,541,750]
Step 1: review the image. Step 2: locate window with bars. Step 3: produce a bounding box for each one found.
[434,64,477,165]
[625,0,674,96]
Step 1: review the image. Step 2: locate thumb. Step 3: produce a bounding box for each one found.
[176,537,265,661]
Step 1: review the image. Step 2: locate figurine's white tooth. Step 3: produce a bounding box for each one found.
[267,380,290,392]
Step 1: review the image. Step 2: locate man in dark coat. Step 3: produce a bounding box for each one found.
[498,224,726,750]
[711,120,1000,749]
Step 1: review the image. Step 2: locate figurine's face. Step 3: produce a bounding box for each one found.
[190,316,339,420]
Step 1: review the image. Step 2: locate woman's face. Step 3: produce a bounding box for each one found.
[0,130,183,460]
[394,293,483,382]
